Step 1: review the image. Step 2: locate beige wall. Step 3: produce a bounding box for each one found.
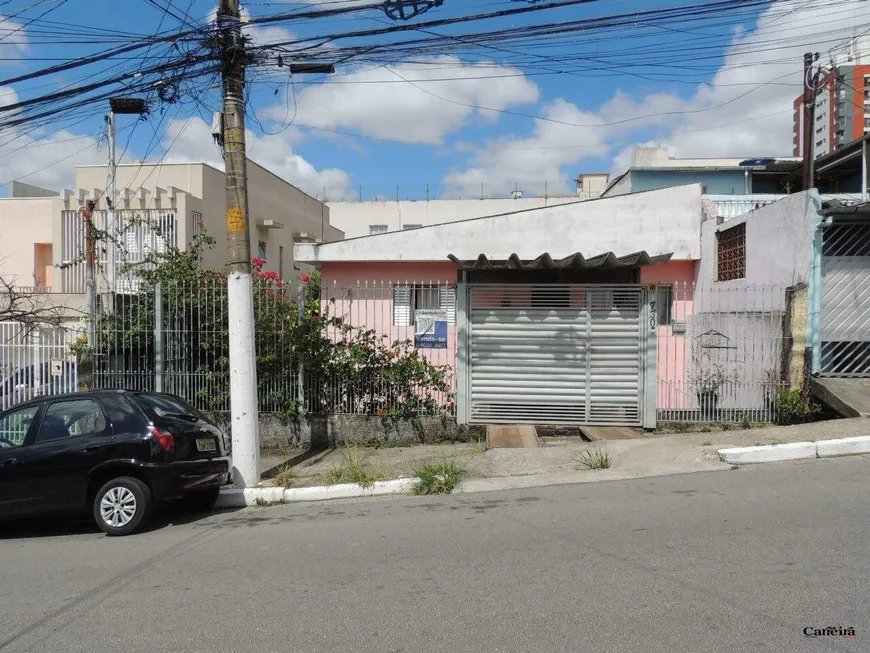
[0,197,61,288]
[75,161,342,278]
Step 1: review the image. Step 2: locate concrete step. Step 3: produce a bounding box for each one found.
[486,425,540,449]
[811,378,870,418]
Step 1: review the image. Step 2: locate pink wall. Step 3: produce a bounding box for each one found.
[320,260,699,413]
[319,262,459,381]
[642,261,697,411]
[0,199,56,288]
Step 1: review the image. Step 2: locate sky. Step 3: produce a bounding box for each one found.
[0,0,868,200]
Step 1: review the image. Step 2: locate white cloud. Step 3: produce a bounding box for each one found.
[0,86,105,191]
[443,99,610,195]
[610,0,870,163]
[0,15,29,61]
[157,116,352,198]
[277,57,540,145]
[443,0,870,185]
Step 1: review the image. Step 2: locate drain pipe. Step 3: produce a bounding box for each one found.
[808,190,825,375]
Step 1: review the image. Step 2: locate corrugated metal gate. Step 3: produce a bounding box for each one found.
[820,221,870,376]
[466,284,649,426]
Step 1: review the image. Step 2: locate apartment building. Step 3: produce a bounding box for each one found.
[793,47,870,159]
[0,160,343,293]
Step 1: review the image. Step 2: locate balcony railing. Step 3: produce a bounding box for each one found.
[705,193,870,223]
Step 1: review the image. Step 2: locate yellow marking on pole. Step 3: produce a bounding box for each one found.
[227,207,247,232]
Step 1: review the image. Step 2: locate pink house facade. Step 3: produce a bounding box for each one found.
[298,185,706,429]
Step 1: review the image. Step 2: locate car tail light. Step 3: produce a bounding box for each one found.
[149,426,175,452]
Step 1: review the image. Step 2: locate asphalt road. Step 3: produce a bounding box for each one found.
[1,457,868,653]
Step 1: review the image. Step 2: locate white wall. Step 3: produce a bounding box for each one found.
[299,185,704,263]
[696,191,816,300]
[326,196,580,239]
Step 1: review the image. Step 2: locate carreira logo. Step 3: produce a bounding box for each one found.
[803,626,857,639]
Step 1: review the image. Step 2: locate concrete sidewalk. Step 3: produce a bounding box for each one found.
[260,418,870,492]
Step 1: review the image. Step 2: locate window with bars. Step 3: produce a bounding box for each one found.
[369,225,388,235]
[656,285,673,325]
[393,285,456,326]
[716,223,746,281]
[192,211,204,239]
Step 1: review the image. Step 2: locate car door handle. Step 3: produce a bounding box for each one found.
[0,458,18,467]
[83,444,104,453]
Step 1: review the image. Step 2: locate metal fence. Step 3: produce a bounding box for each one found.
[89,278,457,417]
[654,282,790,423]
[320,180,578,203]
[3,278,793,425]
[0,321,80,412]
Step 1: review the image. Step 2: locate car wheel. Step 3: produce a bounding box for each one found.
[182,486,221,513]
[93,477,153,536]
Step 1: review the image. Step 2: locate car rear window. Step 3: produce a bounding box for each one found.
[131,394,204,421]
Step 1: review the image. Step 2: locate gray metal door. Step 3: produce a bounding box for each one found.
[820,222,870,376]
[467,285,645,425]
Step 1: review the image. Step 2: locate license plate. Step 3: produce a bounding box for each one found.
[196,438,217,453]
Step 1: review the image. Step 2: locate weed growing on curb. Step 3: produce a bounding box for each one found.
[575,449,614,470]
[701,440,712,446]
[326,449,381,488]
[413,459,466,495]
[255,497,284,507]
[272,464,299,488]
[472,435,486,454]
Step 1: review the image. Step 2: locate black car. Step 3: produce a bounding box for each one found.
[0,390,230,536]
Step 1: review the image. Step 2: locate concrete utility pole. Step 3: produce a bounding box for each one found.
[802,52,816,192]
[219,0,260,488]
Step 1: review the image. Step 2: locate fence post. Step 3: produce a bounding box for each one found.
[153,282,164,393]
[296,282,305,412]
[31,328,42,397]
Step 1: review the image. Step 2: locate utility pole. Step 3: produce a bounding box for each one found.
[802,52,816,192]
[82,199,96,349]
[105,112,117,290]
[219,0,260,488]
[105,98,146,292]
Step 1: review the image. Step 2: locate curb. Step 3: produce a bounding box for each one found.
[215,477,419,508]
[718,435,870,465]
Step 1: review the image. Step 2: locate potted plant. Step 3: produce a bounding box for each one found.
[691,363,728,420]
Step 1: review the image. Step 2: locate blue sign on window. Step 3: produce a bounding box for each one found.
[414,310,448,349]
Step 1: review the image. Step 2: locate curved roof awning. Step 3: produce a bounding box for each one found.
[447,251,673,271]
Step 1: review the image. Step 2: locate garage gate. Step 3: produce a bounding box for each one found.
[819,220,870,376]
[463,284,655,427]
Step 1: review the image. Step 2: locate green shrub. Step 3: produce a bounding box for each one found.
[325,449,381,488]
[413,459,466,495]
[272,464,298,488]
[774,389,823,425]
[574,448,614,470]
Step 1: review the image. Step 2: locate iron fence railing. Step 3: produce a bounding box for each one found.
[89,278,457,417]
[653,281,790,423]
[0,321,80,412]
[3,278,796,425]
